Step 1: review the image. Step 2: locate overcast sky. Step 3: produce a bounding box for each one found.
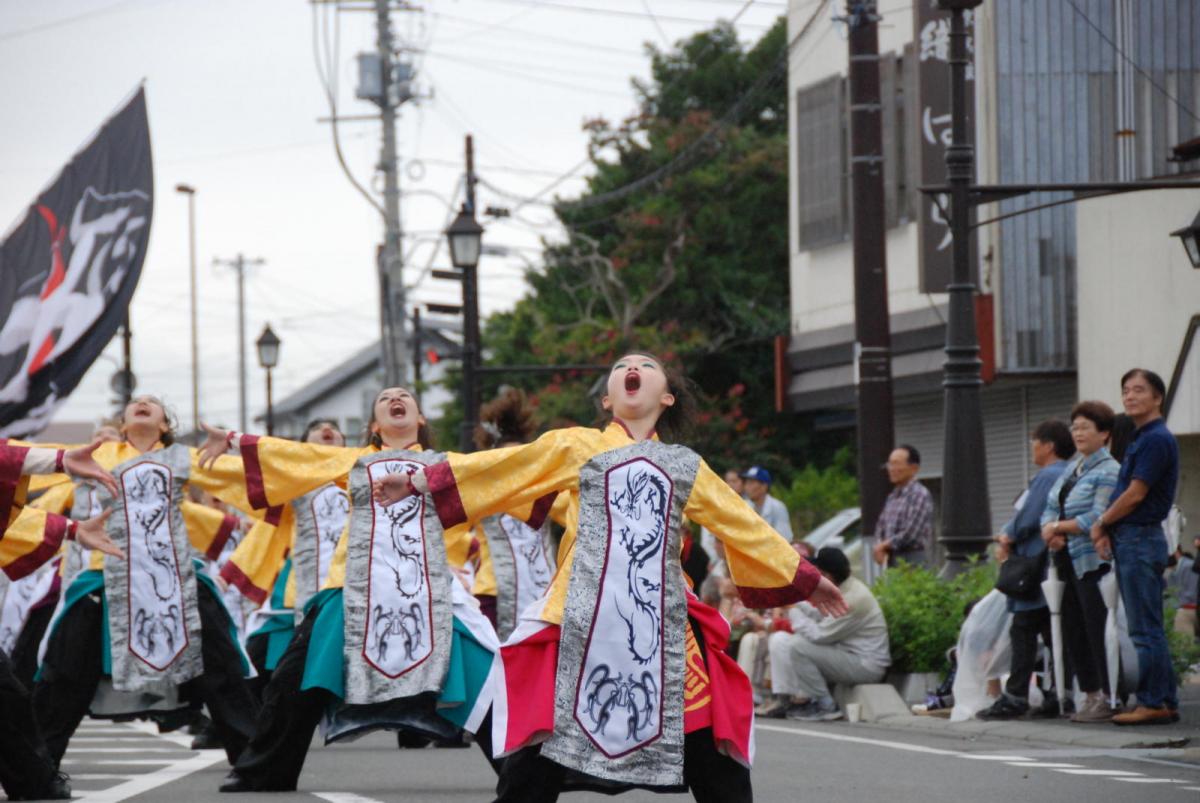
[0,0,790,431]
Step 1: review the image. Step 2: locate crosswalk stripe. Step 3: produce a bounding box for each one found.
[1053,769,1143,777]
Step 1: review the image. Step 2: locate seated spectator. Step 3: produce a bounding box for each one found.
[978,419,1074,720]
[755,547,890,721]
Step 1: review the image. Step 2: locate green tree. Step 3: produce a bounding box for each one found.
[463,18,850,478]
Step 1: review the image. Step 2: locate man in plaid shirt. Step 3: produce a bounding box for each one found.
[872,445,934,568]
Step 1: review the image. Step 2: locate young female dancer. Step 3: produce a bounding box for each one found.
[199,388,502,793]
[0,440,121,801]
[31,396,261,768]
[373,353,847,802]
[224,419,351,696]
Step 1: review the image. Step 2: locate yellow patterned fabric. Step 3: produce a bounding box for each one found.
[470,523,496,597]
[223,512,294,603]
[428,423,807,625]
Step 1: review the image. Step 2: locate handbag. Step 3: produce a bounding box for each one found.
[995,550,1045,601]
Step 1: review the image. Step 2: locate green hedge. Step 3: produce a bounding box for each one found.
[871,560,998,675]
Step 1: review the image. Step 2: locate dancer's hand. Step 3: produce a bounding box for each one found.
[76,510,124,559]
[63,440,118,497]
[807,576,849,618]
[198,423,231,470]
[372,472,417,506]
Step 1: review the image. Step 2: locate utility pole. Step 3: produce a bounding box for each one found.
[214,253,265,432]
[376,0,407,386]
[845,1,895,564]
[935,0,989,572]
[175,184,200,440]
[412,305,422,405]
[460,135,482,453]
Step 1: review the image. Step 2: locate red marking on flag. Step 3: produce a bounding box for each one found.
[35,205,68,300]
[28,335,56,375]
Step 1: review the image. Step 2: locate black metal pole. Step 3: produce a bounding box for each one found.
[937,0,990,571]
[459,135,482,453]
[846,1,896,557]
[266,367,274,437]
[121,313,133,407]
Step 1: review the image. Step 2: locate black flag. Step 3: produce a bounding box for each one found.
[0,88,152,437]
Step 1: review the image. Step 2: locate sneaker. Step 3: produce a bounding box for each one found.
[975,694,1029,721]
[789,698,844,722]
[11,771,71,801]
[754,697,791,719]
[783,700,819,720]
[1029,693,1063,719]
[1112,705,1179,726]
[1070,696,1114,723]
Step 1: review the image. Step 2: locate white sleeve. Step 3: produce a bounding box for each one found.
[21,447,61,476]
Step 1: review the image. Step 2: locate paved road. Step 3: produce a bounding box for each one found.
[58,715,1200,802]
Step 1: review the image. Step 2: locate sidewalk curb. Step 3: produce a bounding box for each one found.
[866,713,1192,750]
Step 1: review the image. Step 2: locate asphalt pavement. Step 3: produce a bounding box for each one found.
[53,709,1200,803]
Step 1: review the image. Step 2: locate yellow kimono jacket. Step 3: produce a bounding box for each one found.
[233,437,474,593]
[425,422,820,626]
[0,442,76,580]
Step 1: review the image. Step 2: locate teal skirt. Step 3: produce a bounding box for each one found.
[299,587,494,728]
[42,564,252,678]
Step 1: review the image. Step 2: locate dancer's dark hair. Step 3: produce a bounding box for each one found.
[475,387,537,449]
[301,418,343,443]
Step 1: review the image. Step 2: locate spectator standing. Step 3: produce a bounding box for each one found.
[740,466,794,541]
[1040,401,1121,723]
[1093,369,1181,726]
[756,547,889,721]
[977,420,1074,720]
[1168,537,1198,640]
[872,446,935,568]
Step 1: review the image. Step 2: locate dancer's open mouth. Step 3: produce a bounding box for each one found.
[389,401,407,417]
[624,372,641,393]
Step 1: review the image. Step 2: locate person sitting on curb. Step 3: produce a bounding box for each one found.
[755,547,890,721]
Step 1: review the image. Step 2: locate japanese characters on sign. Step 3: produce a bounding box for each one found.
[915,2,976,292]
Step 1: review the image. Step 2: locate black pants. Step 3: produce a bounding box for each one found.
[33,581,260,767]
[230,613,331,790]
[244,631,273,704]
[0,648,58,799]
[1005,607,1054,699]
[1054,550,1109,695]
[10,600,56,689]
[493,728,752,803]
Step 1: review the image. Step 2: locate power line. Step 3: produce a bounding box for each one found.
[424,50,632,98]
[0,0,158,42]
[1062,0,1199,125]
[472,0,773,28]
[429,11,645,57]
[420,47,628,84]
[558,2,828,212]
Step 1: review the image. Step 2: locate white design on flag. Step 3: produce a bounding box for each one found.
[0,561,57,652]
[122,462,187,669]
[574,458,671,757]
[0,188,149,408]
[498,514,554,617]
[363,458,432,677]
[311,484,350,591]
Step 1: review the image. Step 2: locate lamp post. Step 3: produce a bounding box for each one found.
[1170,209,1200,268]
[445,203,483,453]
[175,183,199,442]
[256,324,281,436]
[936,0,991,573]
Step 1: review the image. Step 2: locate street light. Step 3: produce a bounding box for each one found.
[444,203,483,452]
[446,204,483,269]
[256,324,281,436]
[174,183,199,442]
[1170,208,1200,268]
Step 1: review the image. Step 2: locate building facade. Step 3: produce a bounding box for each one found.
[786,0,1200,535]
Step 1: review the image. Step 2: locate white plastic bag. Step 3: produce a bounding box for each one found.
[950,589,1013,722]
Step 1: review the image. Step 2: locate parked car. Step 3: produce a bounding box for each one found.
[801,507,874,581]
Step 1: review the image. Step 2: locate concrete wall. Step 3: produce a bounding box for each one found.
[1074,189,1200,408]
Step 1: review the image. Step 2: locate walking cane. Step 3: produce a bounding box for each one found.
[1099,566,1121,709]
[1040,556,1067,716]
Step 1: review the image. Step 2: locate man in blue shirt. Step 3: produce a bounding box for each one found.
[977,420,1074,720]
[1092,368,1180,725]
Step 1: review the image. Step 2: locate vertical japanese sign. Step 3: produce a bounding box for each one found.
[915,1,975,293]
